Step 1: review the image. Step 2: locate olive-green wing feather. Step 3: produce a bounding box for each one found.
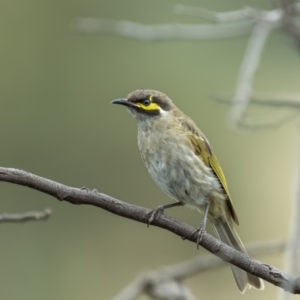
[209,154,230,198]
[181,118,239,225]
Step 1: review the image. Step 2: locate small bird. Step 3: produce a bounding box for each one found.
[111,89,264,293]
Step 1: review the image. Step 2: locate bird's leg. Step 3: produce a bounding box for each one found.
[196,202,210,249]
[183,202,210,248]
[145,202,183,226]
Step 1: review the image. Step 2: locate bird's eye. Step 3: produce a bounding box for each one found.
[142,99,151,106]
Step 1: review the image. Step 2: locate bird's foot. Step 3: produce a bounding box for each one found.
[196,221,206,249]
[80,186,99,193]
[182,222,206,249]
[144,205,165,227]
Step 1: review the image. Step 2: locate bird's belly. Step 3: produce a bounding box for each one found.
[141,144,223,210]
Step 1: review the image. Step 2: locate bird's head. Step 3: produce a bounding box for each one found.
[111,89,175,123]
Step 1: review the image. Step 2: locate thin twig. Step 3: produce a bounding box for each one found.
[172,4,256,22]
[71,18,255,40]
[0,167,298,293]
[216,93,300,128]
[71,5,300,128]
[229,20,275,128]
[216,93,300,109]
[0,208,52,223]
[282,126,300,300]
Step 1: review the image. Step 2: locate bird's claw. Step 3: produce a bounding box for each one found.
[182,222,206,249]
[196,221,206,249]
[144,206,164,227]
[80,186,98,194]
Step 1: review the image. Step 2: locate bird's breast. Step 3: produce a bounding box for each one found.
[137,128,223,209]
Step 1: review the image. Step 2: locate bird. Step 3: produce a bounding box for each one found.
[111,89,264,293]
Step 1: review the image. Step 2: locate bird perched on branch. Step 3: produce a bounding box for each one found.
[111,89,264,293]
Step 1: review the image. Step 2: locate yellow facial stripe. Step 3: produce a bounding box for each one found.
[136,102,160,111]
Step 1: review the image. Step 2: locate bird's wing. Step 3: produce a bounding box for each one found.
[181,118,239,225]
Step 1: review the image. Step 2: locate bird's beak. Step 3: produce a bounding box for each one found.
[111,98,137,108]
[111,98,128,105]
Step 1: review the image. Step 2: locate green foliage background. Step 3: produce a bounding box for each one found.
[1,0,299,299]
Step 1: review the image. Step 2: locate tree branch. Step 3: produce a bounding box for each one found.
[172,4,256,22]
[113,272,197,300]
[113,239,285,300]
[281,126,300,300]
[215,93,300,129]
[71,2,300,128]
[71,18,255,40]
[0,167,298,293]
[163,239,286,280]
[215,93,300,109]
[0,208,51,223]
[229,20,275,128]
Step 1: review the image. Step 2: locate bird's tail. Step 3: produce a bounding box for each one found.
[213,222,264,293]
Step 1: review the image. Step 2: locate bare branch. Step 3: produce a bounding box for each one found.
[71,5,298,128]
[229,21,275,128]
[71,18,254,40]
[113,239,284,300]
[0,208,51,223]
[216,93,300,109]
[170,4,300,129]
[163,239,286,281]
[172,3,300,23]
[146,279,197,300]
[172,4,256,22]
[281,126,300,300]
[0,167,299,293]
[113,272,197,300]
[215,94,300,129]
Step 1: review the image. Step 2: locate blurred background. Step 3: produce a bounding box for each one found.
[1,0,300,299]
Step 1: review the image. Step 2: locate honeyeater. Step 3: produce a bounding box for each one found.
[111,89,264,293]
